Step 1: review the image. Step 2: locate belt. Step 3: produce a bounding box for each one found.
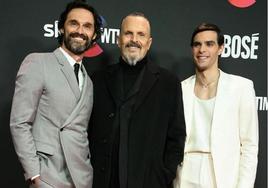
[185,151,211,154]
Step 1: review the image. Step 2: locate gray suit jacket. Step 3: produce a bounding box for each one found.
[10,48,93,188]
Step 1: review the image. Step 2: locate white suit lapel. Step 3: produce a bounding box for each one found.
[210,70,230,138]
[182,75,196,144]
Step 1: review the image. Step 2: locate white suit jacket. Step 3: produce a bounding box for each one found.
[176,70,258,188]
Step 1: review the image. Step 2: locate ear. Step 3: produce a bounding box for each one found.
[218,44,224,55]
[147,37,152,50]
[116,35,120,48]
[60,28,64,35]
[92,33,97,40]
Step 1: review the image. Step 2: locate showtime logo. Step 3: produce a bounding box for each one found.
[221,33,259,60]
[228,0,256,8]
[256,96,268,111]
[43,21,119,45]
[44,20,59,38]
[101,28,120,44]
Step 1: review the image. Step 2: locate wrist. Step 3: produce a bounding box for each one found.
[29,175,40,185]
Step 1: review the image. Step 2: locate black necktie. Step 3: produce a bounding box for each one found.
[74,63,80,84]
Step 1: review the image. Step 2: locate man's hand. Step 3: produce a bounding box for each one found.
[30,176,41,188]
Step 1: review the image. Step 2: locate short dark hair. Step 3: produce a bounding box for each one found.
[122,12,148,21]
[190,23,224,46]
[120,12,151,35]
[58,0,102,44]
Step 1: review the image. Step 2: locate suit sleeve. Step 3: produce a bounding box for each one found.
[10,54,44,180]
[164,80,186,185]
[237,81,259,188]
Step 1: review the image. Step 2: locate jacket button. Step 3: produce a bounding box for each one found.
[101,167,105,171]
[102,139,107,143]
[108,113,115,118]
[60,128,64,131]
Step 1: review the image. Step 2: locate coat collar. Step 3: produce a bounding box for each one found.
[182,69,229,145]
[133,61,159,111]
[53,48,91,128]
[54,48,80,100]
[105,58,160,110]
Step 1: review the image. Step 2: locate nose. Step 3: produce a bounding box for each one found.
[199,44,206,53]
[131,34,138,42]
[76,25,84,34]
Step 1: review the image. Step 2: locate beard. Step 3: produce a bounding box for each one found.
[124,54,141,66]
[123,41,143,66]
[63,32,92,55]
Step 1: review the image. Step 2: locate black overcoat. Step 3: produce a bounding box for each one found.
[88,60,186,188]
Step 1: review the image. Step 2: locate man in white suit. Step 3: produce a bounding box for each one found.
[174,23,258,188]
[10,1,102,187]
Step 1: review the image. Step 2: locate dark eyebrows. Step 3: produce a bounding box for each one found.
[123,30,147,36]
[137,31,146,36]
[67,19,93,26]
[67,19,79,24]
[192,40,216,46]
[83,22,93,27]
[192,41,201,46]
[206,40,216,45]
[124,30,133,34]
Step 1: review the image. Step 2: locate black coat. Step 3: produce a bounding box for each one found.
[88,60,186,188]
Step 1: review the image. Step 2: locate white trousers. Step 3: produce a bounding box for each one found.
[173,153,217,188]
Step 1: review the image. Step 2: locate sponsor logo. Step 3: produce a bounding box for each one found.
[44,20,59,38]
[228,0,256,8]
[221,33,259,60]
[44,22,120,43]
[256,96,268,111]
[100,28,120,44]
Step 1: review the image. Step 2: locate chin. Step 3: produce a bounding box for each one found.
[196,66,208,72]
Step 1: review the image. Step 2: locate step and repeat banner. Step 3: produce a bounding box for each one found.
[0,0,266,187]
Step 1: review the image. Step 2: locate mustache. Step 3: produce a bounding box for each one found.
[69,32,88,40]
[126,41,141,48]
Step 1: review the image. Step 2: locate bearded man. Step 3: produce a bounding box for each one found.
[10,1,102,187]
[88,12,186,188]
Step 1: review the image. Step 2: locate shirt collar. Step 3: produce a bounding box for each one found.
[59,47,82,67]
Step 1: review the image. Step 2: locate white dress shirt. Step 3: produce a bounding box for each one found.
[59,47,84,91]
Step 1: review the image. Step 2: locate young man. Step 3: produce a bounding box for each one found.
[89,12,186,188]
[10,1,102,187]
[174,23,258,188]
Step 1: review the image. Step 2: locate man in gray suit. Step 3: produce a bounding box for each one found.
[10,1,102,187]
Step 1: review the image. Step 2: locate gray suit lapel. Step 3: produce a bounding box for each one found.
[53,48,80,100]
[61,64,91,128]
